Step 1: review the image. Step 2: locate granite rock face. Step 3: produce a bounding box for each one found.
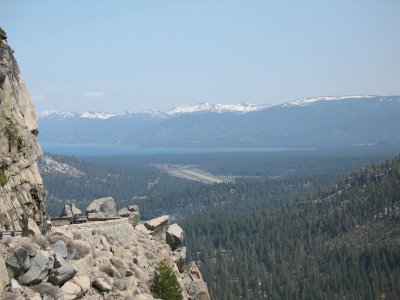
[0,33,46,230]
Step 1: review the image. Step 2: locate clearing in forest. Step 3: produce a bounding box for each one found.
[156,165,234,184]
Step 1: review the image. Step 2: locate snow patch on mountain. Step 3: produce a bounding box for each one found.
[167,102,268,115]
[79,112,121,119]
[38,110,78,119]
[283,95,375,107]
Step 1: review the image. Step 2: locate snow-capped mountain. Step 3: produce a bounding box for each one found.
[38,110,167,120]
[167,102,269,115]
[283,95,376,107]
[38,95,400,149]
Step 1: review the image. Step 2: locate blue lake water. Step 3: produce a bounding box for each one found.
[41,143,314,156]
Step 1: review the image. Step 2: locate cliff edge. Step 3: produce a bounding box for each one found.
[0,28,46,231]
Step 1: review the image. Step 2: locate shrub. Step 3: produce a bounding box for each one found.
[4,119,24,152]
[151,260,183,300]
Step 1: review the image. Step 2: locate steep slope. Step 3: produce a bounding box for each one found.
[0,30,46,230]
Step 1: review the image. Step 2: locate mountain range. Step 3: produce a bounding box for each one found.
[38,95,400,149]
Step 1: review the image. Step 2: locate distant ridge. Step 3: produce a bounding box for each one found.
[38,95,400,149]
[38,95,385,119]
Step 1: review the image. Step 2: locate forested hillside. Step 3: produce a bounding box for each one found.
[41,150,393,218]
[182,156,400,299]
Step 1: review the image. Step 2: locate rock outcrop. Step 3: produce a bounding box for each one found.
[86,197,117,219]
[0,219,210,299]
[118,205,140,226]
[0,29,46,230]
[61,203,82,218]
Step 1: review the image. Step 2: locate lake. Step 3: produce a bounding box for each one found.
[41,143,314,156]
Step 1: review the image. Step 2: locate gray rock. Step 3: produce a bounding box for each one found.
[128,205,139,212]
[61,203,82,218]
[19,250,50,285]
[0,256,10,294]
[86,197,117,219]
[52,240,68,258]
[182,262,211,300]
[71,275,90,294]
[6,247,31,277]
[118,207,140,226]
[10,278,22,291]
[61,280,82,300]
[166,223,184,251]
[171,247,186,272]
[187,280,211,300]
[144,215,170,231]
[48,264,78,286]
[93,277,112,292]
[31,282,62,300]
[144,215,169,239]
[22,218,41,237]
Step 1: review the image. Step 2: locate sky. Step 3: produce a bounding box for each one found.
[1,0,399,113]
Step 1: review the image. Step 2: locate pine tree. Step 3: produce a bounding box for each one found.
[151,260,183,300]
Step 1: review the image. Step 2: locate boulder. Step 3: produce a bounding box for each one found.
[52,240,68,258]
[61,281,81,300]
[144,215,170,239]
[128,205,139,212]
[171,247,186,272]
[19,250,51,285]
[144,215,169,231]
[71,275,90,294]
[49,227,73,240]
[22,218,41,237]
[70,252,93,276]
[31,282,62,300]
[10,278,22,291]
[94,256,122,279]
[86,197,117,219]
[182,262,211,300]
[61,203,82,218]
[25,242,40,257]
[135,224,151,235]
[0,256,10,294]
[187,280,211,300]
[5,246,31,277]
[48,264,78,286]
[118,207,140,226]
[53,252,66,269]
[93,277,112,292]
[166,223,184,251]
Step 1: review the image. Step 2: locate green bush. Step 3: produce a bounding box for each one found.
[151,260,183,300]
[4,119,24,152]
[0,168,7,187]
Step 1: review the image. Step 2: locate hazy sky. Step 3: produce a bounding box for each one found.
[1,0,399,112]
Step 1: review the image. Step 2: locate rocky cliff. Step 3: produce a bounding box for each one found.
[0,29,46,230]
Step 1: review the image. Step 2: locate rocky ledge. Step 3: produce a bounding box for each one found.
[0,213,210,299]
